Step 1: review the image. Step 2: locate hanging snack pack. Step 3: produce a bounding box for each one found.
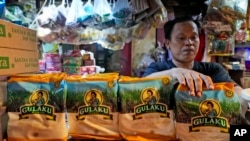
[65,73,122,140]
[118,76,176,141]
[0,0,5,19]
[175,82,241,141]
[7,73,68,141]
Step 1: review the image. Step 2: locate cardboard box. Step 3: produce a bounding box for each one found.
[0,20,39,75]
[0,48,39,75]
[0,20,38,51]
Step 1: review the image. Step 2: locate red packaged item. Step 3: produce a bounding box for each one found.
[44,53,61,62]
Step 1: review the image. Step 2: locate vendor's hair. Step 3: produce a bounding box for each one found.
[164,16,201,40]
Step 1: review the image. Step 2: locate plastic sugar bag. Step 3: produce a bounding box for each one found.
[65,73,122,140]
[118,76,176,141]
[0,0,5,19]
[93,0,112,22]
[7,73,68,141]
[175,82,242,141]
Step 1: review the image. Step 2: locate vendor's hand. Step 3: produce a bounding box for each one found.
[169,68,214,97]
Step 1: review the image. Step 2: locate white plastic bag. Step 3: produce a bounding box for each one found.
[93,0,112,22]
[65,0,84,26]
[37,0,58,26]
[57,0,69,18]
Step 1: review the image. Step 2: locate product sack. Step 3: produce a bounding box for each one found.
[118,76,176,141]
[65,73,122,140]
[175,82,242,141]
[7,73,68,141]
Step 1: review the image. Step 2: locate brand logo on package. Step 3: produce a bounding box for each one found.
[19,90,56,120]
[76,89,113,120]
[0,24,6,37]
[132,87,170,120]
[0,57,9,69]
[189,99,229,133]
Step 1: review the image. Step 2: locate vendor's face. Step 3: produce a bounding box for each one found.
[166,21,200,63]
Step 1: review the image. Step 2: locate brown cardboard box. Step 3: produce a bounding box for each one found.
[0,48,39,75]
[0,20,37,51]
[0,20,39,75]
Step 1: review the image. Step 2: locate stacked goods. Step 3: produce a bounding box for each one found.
[62,50,82,75]
[175,82,241,141]
[118,76,176,141]
[203,0,248,56]
[45,53,62,73]
[6,73,68,141]
[65,73,122,140]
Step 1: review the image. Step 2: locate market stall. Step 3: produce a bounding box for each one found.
[1,0,250,141]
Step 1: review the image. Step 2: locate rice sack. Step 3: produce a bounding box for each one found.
[175,82,241,141]
[118,76,176,141]
[65,73,122,140]
[7,73,68,141]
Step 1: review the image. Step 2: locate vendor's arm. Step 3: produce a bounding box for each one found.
[144,63,214,97]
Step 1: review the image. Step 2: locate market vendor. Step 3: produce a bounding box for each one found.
[142,16,248,123]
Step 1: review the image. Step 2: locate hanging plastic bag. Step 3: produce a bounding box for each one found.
[77,0,96,26]
[65,0,84,27]
[234,0,248,20]
[112,0,132,19]
[83,0,94,15]
[36,0,58,28]
[0,0,5,19]
[93,0,112,22]
[56,0,70,26]
[112,0,133,28]
[152,0,168,28]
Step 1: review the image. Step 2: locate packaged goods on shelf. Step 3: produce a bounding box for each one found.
[0,19,39,75]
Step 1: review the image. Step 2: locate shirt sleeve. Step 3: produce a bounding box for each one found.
[209,62,235,83]
[142,63,161,77]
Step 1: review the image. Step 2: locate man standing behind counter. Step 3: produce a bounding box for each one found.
[143,16,248,123]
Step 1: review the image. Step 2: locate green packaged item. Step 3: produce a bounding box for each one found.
[118,76,176,141]
[175,82,241,141]
[65,73,122,140]
[7,73,68,141]
[63,57,82,66]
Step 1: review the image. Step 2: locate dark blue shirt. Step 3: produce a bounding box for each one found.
[143,60,234,83]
